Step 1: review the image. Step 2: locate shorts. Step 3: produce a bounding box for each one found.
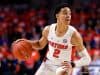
[35,61,57,75]
[35,59,71,75]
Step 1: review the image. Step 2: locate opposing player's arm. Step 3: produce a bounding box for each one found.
[31,26,50,50]
[71,31,91,67]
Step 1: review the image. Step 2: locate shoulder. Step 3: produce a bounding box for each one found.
[43,25,50,31]
[43,23,56,33]
[43,25,51,33]
[72,30,82,39]
[69,25,77,32]
[69,25,80,37]
[71,25,81,39]
[42,25,50,38]
[70,25,83,44]
[71,28,83,46]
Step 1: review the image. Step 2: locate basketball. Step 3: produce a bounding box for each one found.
[12,39,33,61]
[32,51,40,62]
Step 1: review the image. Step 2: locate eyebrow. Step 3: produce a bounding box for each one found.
[61,10,71,14]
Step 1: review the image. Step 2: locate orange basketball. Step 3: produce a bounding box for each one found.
[12,39,33,61]
[31,51,40,62]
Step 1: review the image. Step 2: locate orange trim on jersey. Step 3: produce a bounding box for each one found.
[71,46,76,61]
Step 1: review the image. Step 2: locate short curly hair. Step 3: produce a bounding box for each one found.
[54,3,70,16]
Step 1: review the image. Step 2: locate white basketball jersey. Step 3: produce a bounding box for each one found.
[47,23,76,65]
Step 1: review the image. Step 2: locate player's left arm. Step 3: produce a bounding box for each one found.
[71,30,91,67]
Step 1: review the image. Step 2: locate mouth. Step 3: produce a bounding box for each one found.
[65,19,70,21]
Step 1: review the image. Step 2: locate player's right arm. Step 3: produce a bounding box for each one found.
[13,26,50,50]
[30,26,50,50]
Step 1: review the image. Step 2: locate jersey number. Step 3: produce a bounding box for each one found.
[53,49,60,58]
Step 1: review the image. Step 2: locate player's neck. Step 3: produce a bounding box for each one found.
[57,20,69,26]
[56,23,69,33]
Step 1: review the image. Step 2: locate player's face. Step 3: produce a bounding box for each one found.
[56,7,71,24]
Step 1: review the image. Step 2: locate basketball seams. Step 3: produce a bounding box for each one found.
[12,40,33,61]
[19,43,31,59]
[12,44,25,60]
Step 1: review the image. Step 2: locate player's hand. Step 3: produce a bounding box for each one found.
[12,39,31,46]
[61,61,72,71]
[12,38,35,51]
[56,61,72,75]
[61,61,72,68]
[13,38,28,44]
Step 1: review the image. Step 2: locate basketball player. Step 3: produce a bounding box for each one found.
[15,3,91,75]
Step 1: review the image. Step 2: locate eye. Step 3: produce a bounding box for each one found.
[62,11,71,15]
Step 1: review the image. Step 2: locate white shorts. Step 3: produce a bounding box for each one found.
[35,60,58,75]
[35,59,71,75]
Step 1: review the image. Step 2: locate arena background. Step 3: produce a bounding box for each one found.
[0,0,99,75]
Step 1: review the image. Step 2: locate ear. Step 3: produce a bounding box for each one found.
[56,14,59,19]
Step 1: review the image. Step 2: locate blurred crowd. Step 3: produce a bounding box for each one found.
[0,0,100,75]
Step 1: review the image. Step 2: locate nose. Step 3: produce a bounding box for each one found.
[65,15,71,19]
[65,14,71,18]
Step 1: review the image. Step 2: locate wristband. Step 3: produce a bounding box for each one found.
[71,62,75,68]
